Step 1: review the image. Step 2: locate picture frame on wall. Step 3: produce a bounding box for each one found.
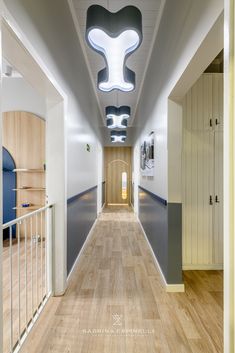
[140,131,154,176]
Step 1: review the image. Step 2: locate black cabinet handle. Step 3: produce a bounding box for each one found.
[209,195,213,205]
[215,195,220,203]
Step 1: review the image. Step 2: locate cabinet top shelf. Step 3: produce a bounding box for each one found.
[13,188,45,191]
[13,169,45,173]
[13,205,44,210]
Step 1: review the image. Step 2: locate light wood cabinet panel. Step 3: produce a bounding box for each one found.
[2,111,46,237]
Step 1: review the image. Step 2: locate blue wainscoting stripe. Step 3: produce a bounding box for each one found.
[67,185,97,204]
[67,186,97,275]
[102,181,106,207]
[138,186,183,285]
[138,185,167,205]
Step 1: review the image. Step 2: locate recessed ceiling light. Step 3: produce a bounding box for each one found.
[86,5,142,92]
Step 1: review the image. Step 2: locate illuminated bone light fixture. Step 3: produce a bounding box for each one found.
[86,5,142,92]
[106,106,130,129]
[111,130,127,143]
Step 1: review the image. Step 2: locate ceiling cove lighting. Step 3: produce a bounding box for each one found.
[111,130,127,143]
[86,5,142,92]
[106,106,130,129]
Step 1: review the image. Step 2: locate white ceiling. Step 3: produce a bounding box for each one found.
[69,0,165,140]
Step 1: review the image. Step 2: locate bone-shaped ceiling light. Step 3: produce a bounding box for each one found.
[111,130,127,143]
[86,5,142,92]
[106,106,130,129]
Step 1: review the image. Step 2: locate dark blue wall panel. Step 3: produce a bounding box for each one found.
[67,186,97,275]
[139,186,168,279]
[3,147,16,239]
[102,181,105,206]
[139,186,182,284]
[167,203,182,283]
[131,182,134,206]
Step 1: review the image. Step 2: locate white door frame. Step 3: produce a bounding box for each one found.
[169,10,229,350]
[0,2,68,303]
[97,144,103,214]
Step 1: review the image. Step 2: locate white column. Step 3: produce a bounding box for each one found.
[167,99,182,203]
[133,144,140,215]
[224,0,235,351]
[46,100,67,296]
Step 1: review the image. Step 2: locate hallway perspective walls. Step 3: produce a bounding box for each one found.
[3,0,104,276]
[134,0,224,288]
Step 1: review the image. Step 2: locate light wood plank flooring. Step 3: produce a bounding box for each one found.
[20,206,223,353]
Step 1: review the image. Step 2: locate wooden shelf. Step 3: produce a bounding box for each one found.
[13,169,45,173]
[13,205,44,210]
[13,188,45,191]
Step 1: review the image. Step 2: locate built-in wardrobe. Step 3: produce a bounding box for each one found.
[182,73,223,269]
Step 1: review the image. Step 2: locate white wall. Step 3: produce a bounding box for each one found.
[97,145,103,214]
[134,0,224,201]
[168,100,182,203]
[2,77,46,117]
[132,144,140,214]
[4,0,103,199]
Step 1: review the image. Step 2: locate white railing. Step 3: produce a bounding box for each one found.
[2,205,53,353]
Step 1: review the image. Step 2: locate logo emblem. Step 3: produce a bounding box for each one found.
[112,313,122,326]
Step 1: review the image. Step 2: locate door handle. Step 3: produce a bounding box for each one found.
[215,195,220,203]
[209,195,213,205]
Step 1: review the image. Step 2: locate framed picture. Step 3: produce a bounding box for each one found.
[140,131,154,176]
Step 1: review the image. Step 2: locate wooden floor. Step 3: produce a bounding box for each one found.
[20,206,223,353]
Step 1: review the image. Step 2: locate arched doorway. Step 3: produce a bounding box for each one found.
[105,147,132,206]
[107,159,129,205]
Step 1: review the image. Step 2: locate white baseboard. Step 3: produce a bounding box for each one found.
[166,284,185,292]
[67,218,98,283]
[137,218,185,293]
[97,203,105,216]
[108,203,129,206]
[183,264,223,270]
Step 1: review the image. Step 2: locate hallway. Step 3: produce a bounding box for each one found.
[20,207,223,353]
